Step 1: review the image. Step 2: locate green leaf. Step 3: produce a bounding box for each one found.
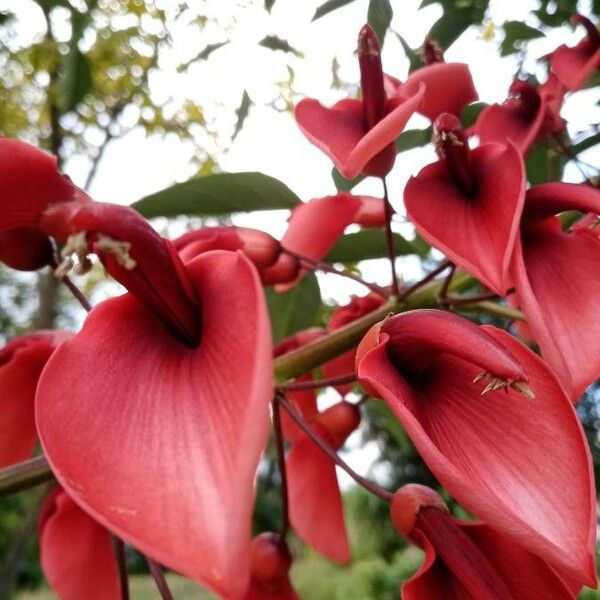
[325,229,421,263]
[197,41,229,61]
[0,11,13,25]
[312,0,358,21]
[259,35,303,57]
[132,172,301,218]
[265,0,276,11]
[396,127,432,153]
[367,0,393,45]
[461,101,488,127]
[331,168,365,192]
[266,272,321,341]
[232,90,251,141]
[59,47,92,112]
[500,21,544,57]
[525,142,565,185]
[393,31,423,72]
[426,1,490,50]
[572,132,600,155]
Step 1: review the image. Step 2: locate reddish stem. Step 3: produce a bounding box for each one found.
[382,177,401,297]
[272,399,290,539]
[397,260,452,303]
[276,393,392,503]
[146,558,174,600]
[112,537,130,600]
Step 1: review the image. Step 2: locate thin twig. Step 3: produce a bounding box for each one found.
[381,177,400,297]
[272,400,290,538]
[397,260,452,303]
[277,373,356,392]
[146,558,174,600]
[112,537,130,600]
[60,274,93,312]
[276,394,392,503]
[437,262,456,307]
[283,248,388,296]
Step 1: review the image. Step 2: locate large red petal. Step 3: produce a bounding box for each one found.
[357,314,596,584]
[405,143,525,294]
[550,43,600,91]
[294,98,366,177]
[524,182,600,220]
[511,220,600,401]
[244,577,300,600]
[401,63,478,121]
[39,488,121,600]
[0,138,75,232]
[343,86,424,180]
[0,332,68,467]
[287,432,350,563]
[36,250,273,598]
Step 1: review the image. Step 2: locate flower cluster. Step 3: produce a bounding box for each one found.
[0,15,599,600]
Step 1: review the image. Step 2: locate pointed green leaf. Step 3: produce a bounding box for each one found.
[368,0,393,45]
[396,127,432,153]
[265,0,276,11]
[259,35,303,57]
[500,21,544,56]
[232,90,252,141]
[394,31,423,72]
[132,172,301,218]
[266,272,322,341]
[331,168,365,192]
[312,0,358,21]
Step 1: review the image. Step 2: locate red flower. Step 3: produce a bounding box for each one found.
[34,200,273,597]
[510,182,600,401]
[474,77,566,154]
[295,25,424,179]
[39,487,121,600]
[548,14,600,91]
[244,533,299,599]
[390,485,581,599]
[276,193,385,290]
[404,113,525,295]
[174,226,281,271]
[0,331,71,467]
[356,309,596,585]
[384,38,477,122]
[0,138,83,270]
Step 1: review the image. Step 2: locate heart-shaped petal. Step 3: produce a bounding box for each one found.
[36,250,273,598]
[405,143,525,295]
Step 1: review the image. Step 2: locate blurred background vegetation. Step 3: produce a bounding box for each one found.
[1,0,599,597]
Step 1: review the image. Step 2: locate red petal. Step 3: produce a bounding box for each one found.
[39,488,121,600]
[36,251,273,597]
[550,42,600,91]
[475,101,545,154]
[524,182,600,220]
[357,311,596,585]
[462,522,579,599]
[244,577,300,600]
[0,332,68,467]
[511,219,600,400]
[287,431,350,563]
[295,87,424,180]
[0,227,54,271]
[405,143,525,294]
[0,138,75,232]
[400,63,478,121]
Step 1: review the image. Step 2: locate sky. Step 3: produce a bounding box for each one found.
[2,0,599,484]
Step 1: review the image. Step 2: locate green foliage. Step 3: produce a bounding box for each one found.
[423,0,490,49]
[395,127,432,153]
[331,168,365,192]
[325,229,422,263]
[461,101,488,127]
[500,21,544,56]
[259,35,303,57]
[367,0,393,45]
[232,91,252,141]
[132,172,300,218]
[312,0,358,22]
[525,142,565,186]
[266,273,322,342]
[394,32,423,72]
